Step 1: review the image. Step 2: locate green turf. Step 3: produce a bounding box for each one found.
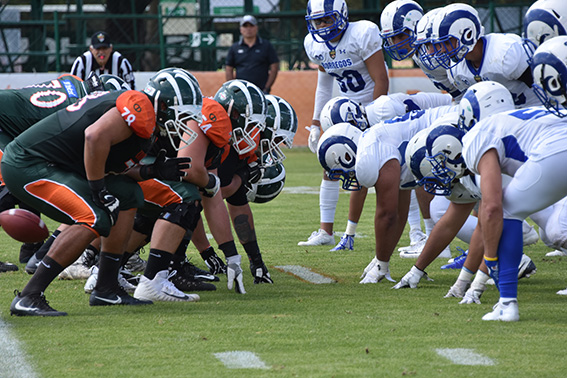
[1,147,566,377]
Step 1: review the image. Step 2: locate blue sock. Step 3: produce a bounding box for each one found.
[497,219,523,299]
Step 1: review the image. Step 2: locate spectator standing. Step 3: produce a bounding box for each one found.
[71,31,135,89]
[225,15,279,94]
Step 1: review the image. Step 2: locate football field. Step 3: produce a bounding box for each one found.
[1,147,566,377]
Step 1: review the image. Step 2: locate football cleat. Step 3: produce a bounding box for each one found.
[90,286,152,306]
[134,270,200,302]
[546,249,567,257]
[124,250,147,272]
[0,261,18,273]
[10,290,67,316]
[409,229,427,245]
[58,248,98,280]
[298,229,335,246]
[24,253,42,274]
[482,300,519,322]
[441,247,468,269]
[518,254,537,279]
[176,259,219,282]
[170,272,217,292]
[330,233,354,251]
[84,266,137,294]
[557,288,567,295]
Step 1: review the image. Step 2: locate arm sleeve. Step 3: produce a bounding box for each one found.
[313,70,334,121]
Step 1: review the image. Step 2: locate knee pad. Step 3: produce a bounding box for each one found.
[133,213,157,240]
[159,201,202,232]
[226,184,249,206]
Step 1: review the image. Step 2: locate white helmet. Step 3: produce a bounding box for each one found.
[457,81,515,131]
[405,128,437,192]
[523,0,567,64]
[531,36,567,118]
[246,162,286,203]
[429,3,485,69]
[380,0,424,61]
[414,8,443,70]
[317,122,362,190]
[320,96,368,132]
[306,0,349,49]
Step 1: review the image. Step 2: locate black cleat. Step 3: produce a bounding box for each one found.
[178,259,219,282]
[19,242,43,264]
[89,287,153,306]
[25,253,42,275]
[0,261,19,273]
[10,290,67,317]
[171,273,217,292]
[250,261,274,284]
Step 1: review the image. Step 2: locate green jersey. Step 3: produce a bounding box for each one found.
[0,74,88,139]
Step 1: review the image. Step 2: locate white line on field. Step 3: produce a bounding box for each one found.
[0,318,38,378]
[435,348,496,366]
[283,186,376,195]
[275,265,337,284]
[214,351,269,369]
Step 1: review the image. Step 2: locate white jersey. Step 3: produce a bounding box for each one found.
[413,55,463,101]
[448,33,539,108]
[366,92,453,125]
[304,20,383,106]
[356,105,456,189]
[463,107,567,176]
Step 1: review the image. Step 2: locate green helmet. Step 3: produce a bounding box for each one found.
[100,74,131,91]
[262,94,298,165]
[143,68,203,151]
[246,162,286,203]
[214,79,267,155]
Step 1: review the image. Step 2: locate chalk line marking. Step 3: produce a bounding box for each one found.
[0,318,38,378]
[214,351,269,369]
[435,348,496,366]
[274,265,337,284]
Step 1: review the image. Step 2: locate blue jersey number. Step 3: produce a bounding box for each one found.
[509,107,548,120]
[329,70,366,93]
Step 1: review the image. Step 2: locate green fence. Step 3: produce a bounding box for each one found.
[0,1,534,73]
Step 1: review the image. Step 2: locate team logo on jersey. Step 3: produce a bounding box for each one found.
[474,75,482,82]
[329,50,336,59]
[61,80,78,98]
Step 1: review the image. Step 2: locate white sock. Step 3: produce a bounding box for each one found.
[424,218,435,235]
[320,179,340,224]
[345,220,357,236]
[408,191,421,232]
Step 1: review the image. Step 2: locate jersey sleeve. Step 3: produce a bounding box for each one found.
[462,124,504,175]
[116,90,156,139]
[501,35,530,81]
[354,21,383,61]
[200,98,232,148]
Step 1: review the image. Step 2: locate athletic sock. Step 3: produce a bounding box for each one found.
[95,252,123,292]
[320,179,340,224]
[144,248,173,280]
[21,256,64,297]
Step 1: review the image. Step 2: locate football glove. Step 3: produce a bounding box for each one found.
[236,161,264,188]
[89,179,120,226]
[359,258,396,284]
[200,173,220,198]
[459,287,484,304]
[227,255,246,294]
[250,260,273,284]
[305,125,321,154]
[84,71,104,93]
[140,149,191,182]
[444,278,470,298]
[201,246,227,275]
[392,266,429,289]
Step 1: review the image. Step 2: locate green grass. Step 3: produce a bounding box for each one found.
[1,147,567,377]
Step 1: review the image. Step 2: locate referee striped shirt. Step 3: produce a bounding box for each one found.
[70,51,135,89]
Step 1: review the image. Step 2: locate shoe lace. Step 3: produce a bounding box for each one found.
[164,270,184,293]
[32,292,56,310]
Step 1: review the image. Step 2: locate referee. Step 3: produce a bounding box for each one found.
[71,31,135,89]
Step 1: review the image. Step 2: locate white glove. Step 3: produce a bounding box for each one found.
[227,255,246,294]
[459,285,485,304]
[392,266,428,289]
[305,125,321,154]
[359,259,396,284]
[444,278,470,298]
[360,257,378,279]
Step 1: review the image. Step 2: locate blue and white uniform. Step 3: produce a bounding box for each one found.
[448,34,539,108]
[366,92,453,125]
[304,20,383,111]
[356,105,456,189]
[413,55,463,101]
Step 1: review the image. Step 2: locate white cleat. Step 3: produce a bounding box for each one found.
[482,300,519,322]
[546,249,567,257]
[556,288,567,295]
[134,270,200,302]
[298,229,335,246]
[84,266,136,294]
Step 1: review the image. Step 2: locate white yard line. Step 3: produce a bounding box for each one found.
[214,351,269,369]
[274,265,337,284]
[435,348,496,366]
[0,319,38,378]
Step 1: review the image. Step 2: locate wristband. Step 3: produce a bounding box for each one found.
[88,178,105,192]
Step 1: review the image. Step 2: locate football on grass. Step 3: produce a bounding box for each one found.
[0,208,49,243]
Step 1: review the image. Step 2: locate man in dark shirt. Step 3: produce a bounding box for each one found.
[225,15,279,94]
